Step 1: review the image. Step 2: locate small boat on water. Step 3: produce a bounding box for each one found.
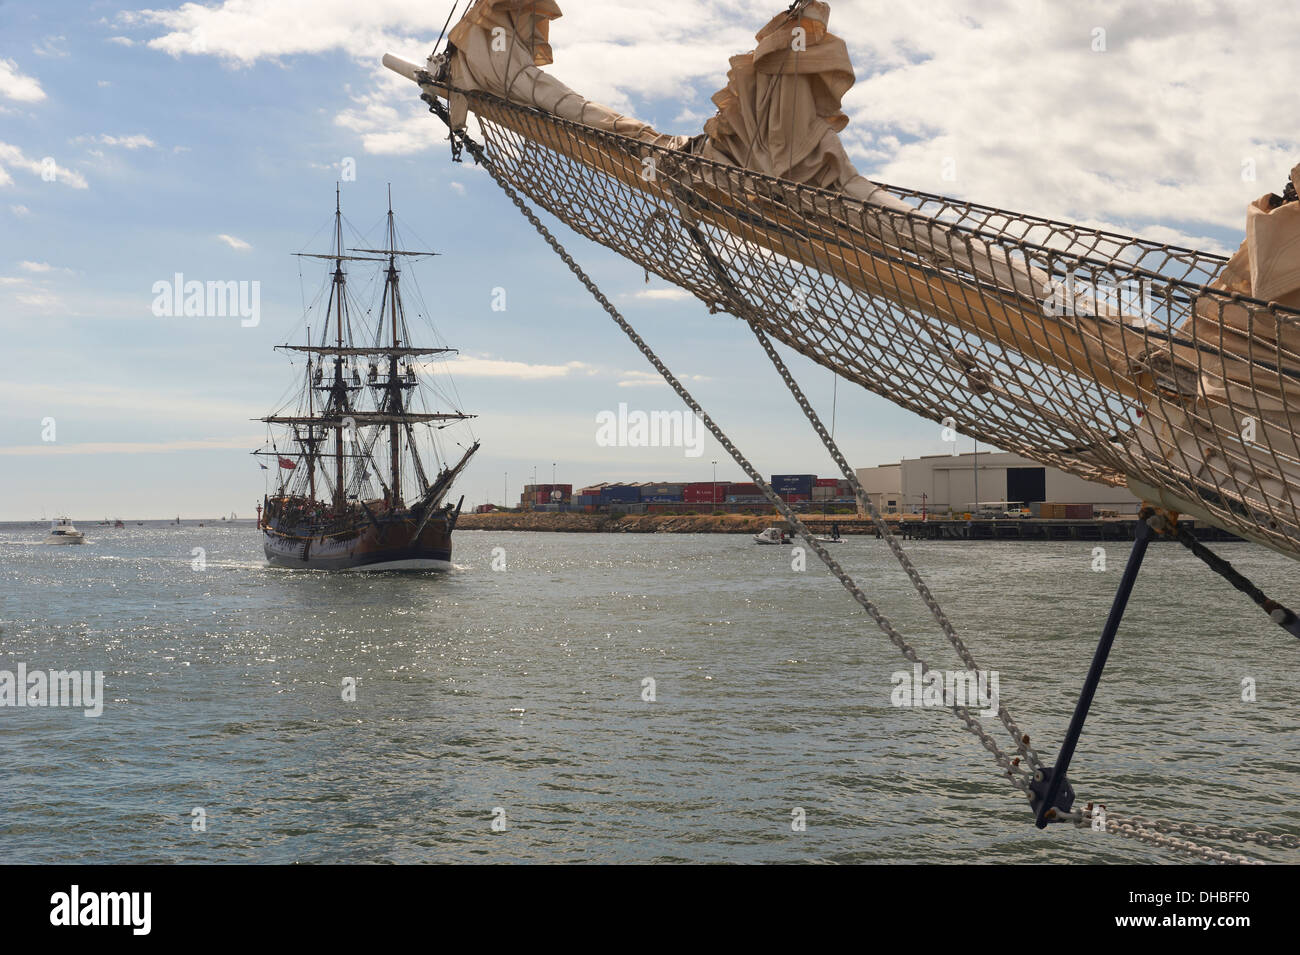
[113,519,125,528]
[754,526,789,545]
[812,522,845,543]
[44,518,86,545]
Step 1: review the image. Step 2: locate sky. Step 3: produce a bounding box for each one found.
[1,0,1296,519]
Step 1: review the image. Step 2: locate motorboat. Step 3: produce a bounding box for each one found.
[753,526,789,545]
[44,518,86,545]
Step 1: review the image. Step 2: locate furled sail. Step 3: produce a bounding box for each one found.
[385,0,1300,559]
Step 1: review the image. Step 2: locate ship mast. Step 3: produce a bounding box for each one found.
[332,184,347,512]
[351,185,454,507]
[387,186,403,505]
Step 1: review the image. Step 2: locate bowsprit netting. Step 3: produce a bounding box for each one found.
[406,76,1300,560]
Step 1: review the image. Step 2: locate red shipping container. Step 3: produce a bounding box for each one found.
[781,493,810,503]
[1064,504,1093,519]
[727,482,759,495]
[814,478,839,487]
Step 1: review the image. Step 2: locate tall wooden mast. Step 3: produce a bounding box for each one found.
[332,184,346,512]
[387,185,403,506]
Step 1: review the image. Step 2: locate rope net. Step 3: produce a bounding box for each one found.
[423,79,1300,560]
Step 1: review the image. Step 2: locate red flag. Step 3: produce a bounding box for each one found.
[278,456,297,470]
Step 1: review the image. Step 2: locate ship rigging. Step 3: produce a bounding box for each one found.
[256,186,479,570]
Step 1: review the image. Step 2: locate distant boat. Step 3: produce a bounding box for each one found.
[114,519,125,528]
[44,518,86,545]
[753,526,789,545]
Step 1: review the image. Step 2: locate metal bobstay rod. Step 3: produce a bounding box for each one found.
[1032,510,1155,828]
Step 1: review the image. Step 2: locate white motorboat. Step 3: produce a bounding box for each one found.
[44,518,86,545]
[753,526,789,545]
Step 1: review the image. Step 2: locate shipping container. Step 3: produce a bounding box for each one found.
[726,482,760,495]
[681,481,724,503]
[726,494,766,504]
[641,483,687,496]
[814,478,839,488]
[579,484,607,496]
[641,494,682,503]
[781,492,811,503]
[771,474,815,495]
[599,485,641,503]
[1064,504,1093,519]
[811,486,835,500]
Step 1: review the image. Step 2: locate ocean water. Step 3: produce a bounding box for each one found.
[1,520,1297,864]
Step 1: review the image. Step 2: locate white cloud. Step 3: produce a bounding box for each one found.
[449,181,466,196]
[617,369,708,388]
[32,36,69,59]
[129,0,1300,244]
[10,204,30,216]
[0,436,261,456]
[16,291,62,308]
[106,36,136,47]
[0,142,88,189]
[632,287,693,302]
[0,380,262,424]
[75,133,157,150]
[0,58,45,103]
[216,233,252,250]
[19,261,53,272]
[447,356,593,380]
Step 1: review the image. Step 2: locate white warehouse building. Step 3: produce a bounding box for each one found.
[857,451,1141,515]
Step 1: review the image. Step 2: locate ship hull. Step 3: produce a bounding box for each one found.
[262,515,454,571]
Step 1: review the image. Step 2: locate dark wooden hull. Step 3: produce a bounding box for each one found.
[263,514,454,570]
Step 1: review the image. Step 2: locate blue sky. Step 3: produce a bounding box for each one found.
[1,0,1293,518]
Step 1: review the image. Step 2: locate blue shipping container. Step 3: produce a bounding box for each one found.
[599,486,641,503]
[641,494,683,503]
[770,473,815,494]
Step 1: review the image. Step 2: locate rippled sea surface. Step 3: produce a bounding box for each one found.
[1,520,1297,864]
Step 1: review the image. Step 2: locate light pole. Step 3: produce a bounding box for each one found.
[504,471,508,508]
[972,438,979,517]
[712,460,718,506]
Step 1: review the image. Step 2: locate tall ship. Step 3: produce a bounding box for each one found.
[257,187,478,570]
